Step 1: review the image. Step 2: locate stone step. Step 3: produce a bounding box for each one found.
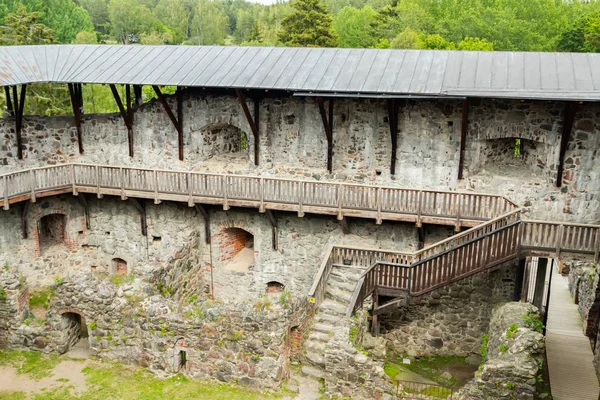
[319,299,347,316]
[327,278,358,293]
[312,322,336,334]
[308,331,331,343]
[314,313,341,325]
[326,286,353,303]
[304,339,326,353]
[305,352,326,367]
[330,267,364,281]
[301,365,325,379]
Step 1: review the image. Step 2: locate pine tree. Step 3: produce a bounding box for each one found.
[278,0,337,48]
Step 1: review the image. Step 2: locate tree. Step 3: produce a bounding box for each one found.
[0,5,53,45]
[279,0,337,47]
[154,0,188,43]
[108,0,155,43]
[79,0,111,36]
[43,0,94,43]
[457,37,493,51]
[188,0,229,45]
[584,13,600,51]
[422,34,455,50]
[333,6,377,48]
[74,31,98,44]
[390,27,423,49]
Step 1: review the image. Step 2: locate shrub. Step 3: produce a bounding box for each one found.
[480,334,489,362]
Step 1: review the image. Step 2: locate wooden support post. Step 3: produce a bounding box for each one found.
[372,288,380,337]
[4,86,13,116]
[341,217,350,234]
[556,102,577,187]
[128,198,147,236]
[457,98,469,180]
[387,99,399,175]
[533,258,548,311]
[153,85,184,161]
[21,201,29,239]
[265,209,278,250]
[12,85,27,160]
[77,193,90,229]
[109,84,134,157]
[316,97,334,173]
[235,89,260,166]
[133,85,143,107]
[68,83,84,154]
[194,204,211,244]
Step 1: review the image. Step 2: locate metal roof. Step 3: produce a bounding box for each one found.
[1,45,600,100]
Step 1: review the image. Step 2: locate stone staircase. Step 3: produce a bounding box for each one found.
[301,265,364,378]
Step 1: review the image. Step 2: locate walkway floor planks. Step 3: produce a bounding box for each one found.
[546,265,600,400]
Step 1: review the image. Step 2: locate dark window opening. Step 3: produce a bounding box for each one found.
[266,281,285,294]
[37,214,67,254]
[179,350,187,370]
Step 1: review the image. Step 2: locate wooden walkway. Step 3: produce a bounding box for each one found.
[546,265,600,400]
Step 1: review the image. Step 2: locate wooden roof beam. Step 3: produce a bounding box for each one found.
[457,98,469,180]
[316,97,334,174]
[235,89,260,166]
[11,85,27,160]
[68,83,84,154]
[110,84,134,157]
[556,102,578,187]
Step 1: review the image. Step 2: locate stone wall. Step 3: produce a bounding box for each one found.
[456,302,545,400]
[0,270,29,349]
[382,264,517,357]
[567,261,600,338]
[2,94,599,223]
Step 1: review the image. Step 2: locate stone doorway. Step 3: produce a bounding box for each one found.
[37,214,67,254]
[219,228,254,271]
[60,312,89,357]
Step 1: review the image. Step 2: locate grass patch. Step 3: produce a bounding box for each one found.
[397,355,469,387]
[29,288,56,309]
[0,350,61,380]
[383,362,401,379]
[0,351,287,399]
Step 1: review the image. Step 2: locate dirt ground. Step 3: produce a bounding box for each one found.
[0,359,89,398]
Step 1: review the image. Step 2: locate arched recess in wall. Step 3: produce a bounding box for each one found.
[59,311,89,354]
[217,227,254,271]
[37,213,68,254]
[111,258,128,276]
[472,137,549,179]
[189,122,250,164]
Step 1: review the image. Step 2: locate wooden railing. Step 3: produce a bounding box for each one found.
[341,211,600,315]
[0,163,517,227]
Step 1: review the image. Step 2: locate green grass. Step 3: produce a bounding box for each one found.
[0,350,61,380]
[396,355,469,387]
[0,351,289,399]
[383,362,401,380]
[29,288,56,309]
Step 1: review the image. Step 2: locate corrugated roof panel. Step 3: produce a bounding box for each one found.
[588,53,600,90]
[539,53,558,90]
[524,52,542,91]
[424,50,448,94]
[286,48,324,90]
[490,52,509,89]
[65,45,114,82]
[205,47,252,87]
[556,53,576,90]
[3,48,30,84]
[190,46,237,86]
[246,47,287,88]
[301,48,339,91]
[96,46,146,83]
[395,50,424,93]
[319,48,353,91]
[407,50,435,93]
[474,52,493,89]
[572,53,593,91]
[440,52,463,93]
[377,51,406,93]
[228,47,274,87]
[331,49,364,91]
[457,51,478,89]
[179,46,222,85]
[346,49,378,92]
[153,46,205,86]
[16,47,42,82]
[507,52,525,90]
[1,45,600,101]
[139,46,187,84]
[257,47,299,88]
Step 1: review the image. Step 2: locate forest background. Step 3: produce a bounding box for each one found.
[1,0,600,114]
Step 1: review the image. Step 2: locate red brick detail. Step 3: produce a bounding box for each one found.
[215,227,253,263]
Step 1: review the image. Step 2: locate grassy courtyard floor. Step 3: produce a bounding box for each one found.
[0,350,290,400]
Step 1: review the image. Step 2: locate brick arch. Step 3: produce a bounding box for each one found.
[58,307,91,321]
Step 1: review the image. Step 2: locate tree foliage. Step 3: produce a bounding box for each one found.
[279,0,337,47]
[333,6,376,48]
